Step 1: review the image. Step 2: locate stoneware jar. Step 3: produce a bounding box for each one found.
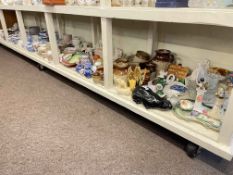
[152,49,174,76]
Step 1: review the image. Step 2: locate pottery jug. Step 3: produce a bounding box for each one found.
[152,49,174,76]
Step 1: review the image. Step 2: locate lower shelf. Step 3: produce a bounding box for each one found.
[0,39,232,160]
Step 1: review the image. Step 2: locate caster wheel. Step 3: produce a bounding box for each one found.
[184,142,201,158]
[38,64,46,71]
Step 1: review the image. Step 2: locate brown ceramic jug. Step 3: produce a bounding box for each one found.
[152,49,174,75]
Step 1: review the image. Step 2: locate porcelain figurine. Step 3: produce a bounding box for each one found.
[208,84,227,121]
[127,65,147,91]
[185,60,210,100]
[84,63,93,78]
[191,60,210,115]
[147,70,168,98]
[132,86,172,110]
[192,72,209,116]
[192,85,207,116]
[203,72,225,107]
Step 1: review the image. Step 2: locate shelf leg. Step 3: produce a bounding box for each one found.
[147,22,158,55]
[218,91,233,146]
[0,10,9,40]
[101,17,113,88]
[15,11,27,47]
[44,12,59,64]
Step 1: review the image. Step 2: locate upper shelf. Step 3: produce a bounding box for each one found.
[1,5,233,28]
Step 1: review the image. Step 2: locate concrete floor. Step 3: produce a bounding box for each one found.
[0,45,233,175]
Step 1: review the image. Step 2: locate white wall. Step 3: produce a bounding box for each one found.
[158,23,233,70]
[112,19,233,70]
[113,19,149,55]
[57,14,97,43]
[22,12,47,30]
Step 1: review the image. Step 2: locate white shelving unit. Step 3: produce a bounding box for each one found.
[0,3,233,160]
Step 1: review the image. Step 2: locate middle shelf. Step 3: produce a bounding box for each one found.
[0,38,220,143]
[1,10,233,148]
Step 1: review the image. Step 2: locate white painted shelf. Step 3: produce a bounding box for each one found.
[0,39,232,160]
[1,5,233,27]
[0,4,233,160]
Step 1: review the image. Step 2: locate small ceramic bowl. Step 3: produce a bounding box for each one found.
[136,50,150,61]
[63,47,77,54]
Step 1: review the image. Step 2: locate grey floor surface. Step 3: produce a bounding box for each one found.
[0,46,233,175]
